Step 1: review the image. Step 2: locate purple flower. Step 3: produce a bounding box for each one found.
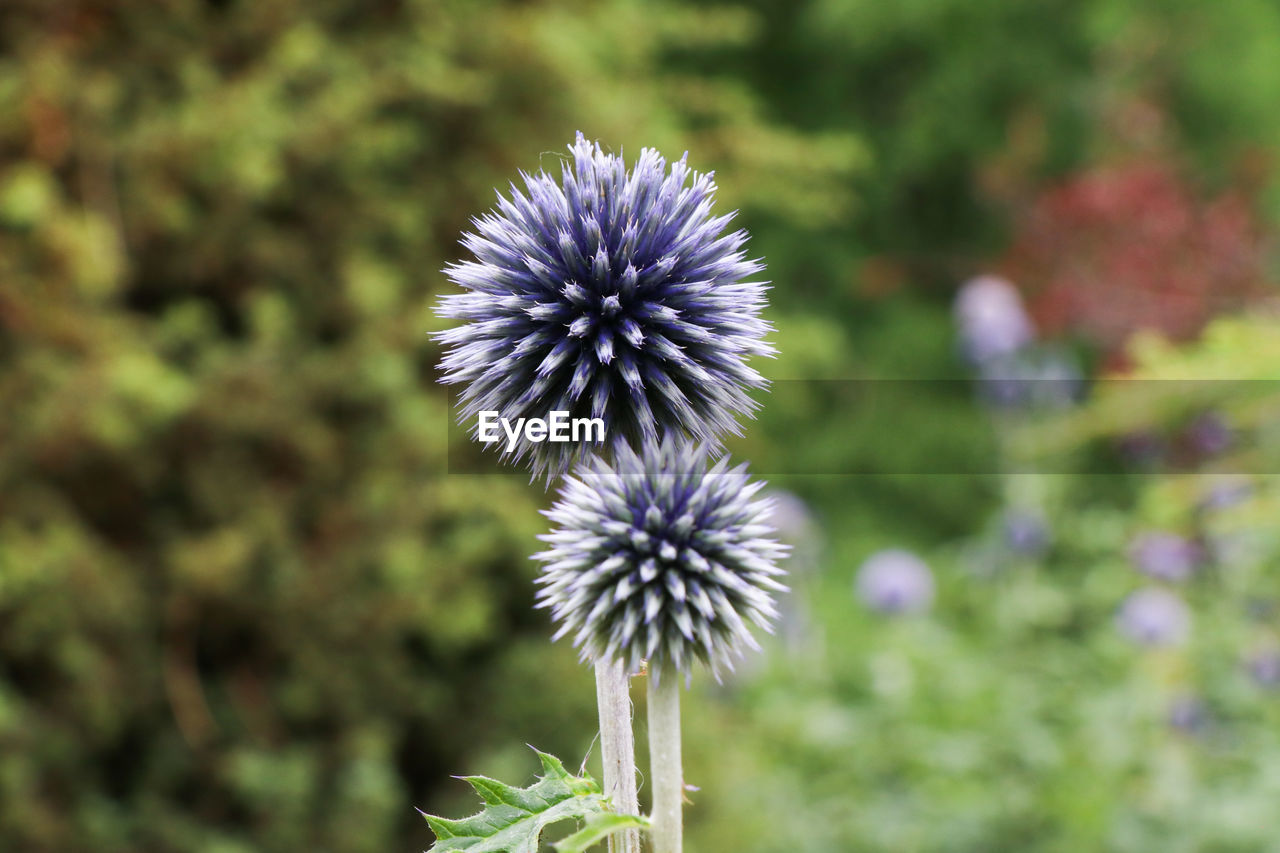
[954,275,1034,364]
[1185,411,1233,457]
[1116,431,1167,470]
[855,549,935,615]
[1197,476,1252,513]
[533,438,788,679]
[1246,648,1280,689]
[761,489,821,572]
[1128,531,1201,583]
[1002,509,1050,557]
[976,348,1083,410]
[1116,588,1191,647]
[436,133,774,481]
[1168,694,1208,733]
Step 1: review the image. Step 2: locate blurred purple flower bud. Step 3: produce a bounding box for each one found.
[1003,509,1050,556]
[954,275,1035,364]
[1185,411,1233,457]
[1028,351,1085,408]
[1128,531,1201,583]
[1247,648,1280,689]
[976,348,1083,411]
[1116,588,1191,647]
[1167,694,1208,734]
[856,549,935,615]
[763,489,818,545]
[1197,476,1252,513]
[762,489,822,577]
[1116,430,1166,470]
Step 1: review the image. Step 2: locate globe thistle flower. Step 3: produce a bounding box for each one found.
[533,438,788,679]
[953,275,1034,364]
[436,133,774,481]
[1116,588,1191,647]
[855,549,935,615]
[1128,531,1201,583]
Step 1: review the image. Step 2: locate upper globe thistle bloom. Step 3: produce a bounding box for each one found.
[855,549,935,615]
[532,438,788,680]
[436,133,774,481]
[1128,531,1202,583]
[1116,588,1191,647]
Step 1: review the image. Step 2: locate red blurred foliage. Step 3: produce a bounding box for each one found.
[1001,163,1268,360]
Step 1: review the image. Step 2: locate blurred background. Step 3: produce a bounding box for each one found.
[4,0,1280,850]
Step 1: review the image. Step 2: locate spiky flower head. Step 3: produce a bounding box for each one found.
[533,438,788,680]
[436,133,774,481]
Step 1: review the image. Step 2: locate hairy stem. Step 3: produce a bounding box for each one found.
[647,671,682,853]
[595,658,641,853]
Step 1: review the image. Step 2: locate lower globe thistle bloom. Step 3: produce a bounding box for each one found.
[855,549,935,615]
[436,133,774,482]
[533,439,788,679]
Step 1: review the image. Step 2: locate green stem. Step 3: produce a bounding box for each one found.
[647,671,682,853]
[595,659,641,853]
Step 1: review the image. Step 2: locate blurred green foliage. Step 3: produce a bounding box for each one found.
[2,0,1280,851]
[687,313,1280,852]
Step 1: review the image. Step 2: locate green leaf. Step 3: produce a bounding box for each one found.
[423,749,638,852]
[553,812,651,853]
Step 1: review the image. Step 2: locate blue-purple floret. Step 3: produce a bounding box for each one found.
[1003,509,1050,556]
[1247,648,1280,689]
[1116,587,1190,647]
[532,438,788,679]
[436,133,774,481]
[1128,531,1201,583]
[856,549,935,615]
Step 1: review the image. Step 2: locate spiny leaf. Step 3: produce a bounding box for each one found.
[553,812,651,853]
[422,748,629,852]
